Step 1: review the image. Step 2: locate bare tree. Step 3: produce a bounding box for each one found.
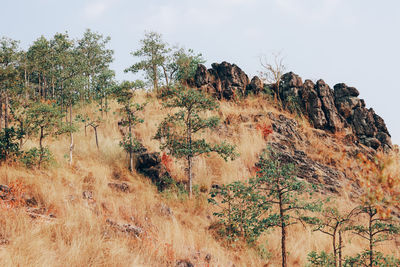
[259,52,286,103]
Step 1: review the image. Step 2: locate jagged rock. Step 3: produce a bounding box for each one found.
[193,62,392,150]
[106,219,143,237]
[301,80,327,129]
[135,152,172,191]
[246,76,264,95]
[333,83,360,98]
[315,80,343,132]
[0,185,10,200]
[372,111,390,135]
[334,83,362,120]
[268,144,343,193]
[193,62,249,99]
[108,182,130,193]
[363,137,381,150]
[352,108,377,137]
[82,190,93,200]
[25,197,38,207]
[176,259,194,267]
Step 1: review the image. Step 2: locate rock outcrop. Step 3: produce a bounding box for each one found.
[277,73,391,150]
[192,62,392,150]
[193,62,250,99]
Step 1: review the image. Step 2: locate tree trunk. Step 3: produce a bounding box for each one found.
[187,110,193,198]
[369,212,373,267]
[0,97,3,130]
[4,94,9,129]
[69,104,73,166]
[162,65,169,88]
[188,156,193,198]
[338,231,342,267]
[153,64,158,92]
[94,126,99,149]
[128,120,133,172]
[279,192,287,267]
[333,229,338,267]
[39,127,44,168]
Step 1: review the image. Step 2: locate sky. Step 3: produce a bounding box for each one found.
[1,0,400,144]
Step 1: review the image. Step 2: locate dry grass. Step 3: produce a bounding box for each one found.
[0,90,399,266]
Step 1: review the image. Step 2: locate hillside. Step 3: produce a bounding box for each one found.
[1,60,400,266]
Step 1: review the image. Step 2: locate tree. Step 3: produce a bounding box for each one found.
[76,112,102,149]
[0,37,21,129]
[349,203,400,267]
[305,206,359,267]
[167,47,205,84]
[209,180,271,244]
[0,127,21,163]
[113,80,146,172]
[259,52,286,103]
[77,29,114,101]
[154,86,237,197]
[125,31,170,91]
[25,101,66,168]
[254,149,321,267]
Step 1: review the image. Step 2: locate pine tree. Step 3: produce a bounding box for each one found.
[154,86,237,197]
[255,149,322,267]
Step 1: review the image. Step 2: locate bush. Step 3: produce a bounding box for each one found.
[20,147,53,169]
[307,251,335,267]
[0,127,21,163]
[208,180,269,244]
[344,251,400,267]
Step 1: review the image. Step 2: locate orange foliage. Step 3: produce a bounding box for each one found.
[0,180,26,210]
[161,152,173,173]
[355,152,400,213]
[164,243,175,264]
[256,123,273,139]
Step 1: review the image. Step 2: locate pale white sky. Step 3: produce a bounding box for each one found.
[2,0,400,144]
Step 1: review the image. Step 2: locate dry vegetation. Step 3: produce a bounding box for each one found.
[0,91,399,266]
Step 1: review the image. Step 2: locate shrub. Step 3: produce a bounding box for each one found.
[344,251,400,267]
[208,180,269,244]
[0,127,21,163]
[307,251,335,267]
[20,147,53,169]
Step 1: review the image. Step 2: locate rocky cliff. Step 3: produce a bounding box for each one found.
[192,62,392,151]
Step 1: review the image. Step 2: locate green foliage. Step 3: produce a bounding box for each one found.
[119,133,144,154]
[155,86,237,160]
[306,251,335,267]
[344,251,400,267]
[168,47,205,83]
[125,31,170,90]
[0,127,21,162]
[26,102,66,139]
[20,147,53,169]
[209,180,270,243]
[155,86,237,196]
[209,148,321,249]
[255,149,322,227]
[285,95,303,116]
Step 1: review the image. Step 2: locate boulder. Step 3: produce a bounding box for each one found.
[333,83,360,98]
[193,62,249,99]
[135,152,172,191]
[280,72,303,103]
[246,76,264,95]
[352,108,377,137]
[108,182,130,193]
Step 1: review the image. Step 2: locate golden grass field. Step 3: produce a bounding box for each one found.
[0,91,399,266]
